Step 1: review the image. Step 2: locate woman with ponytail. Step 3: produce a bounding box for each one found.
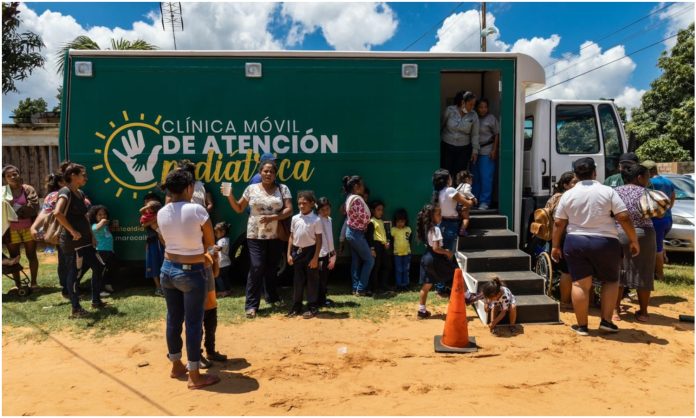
[342,175,374,296]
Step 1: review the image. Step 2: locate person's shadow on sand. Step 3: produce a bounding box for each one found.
[197,372,260,394]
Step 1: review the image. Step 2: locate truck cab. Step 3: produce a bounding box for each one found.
[519,99,627,245]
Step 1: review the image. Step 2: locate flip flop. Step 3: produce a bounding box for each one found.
[188,374,220,390]
[635,312,649,323]
[170,369,187,379]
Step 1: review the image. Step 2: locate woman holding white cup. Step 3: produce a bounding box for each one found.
[220,160,293,318]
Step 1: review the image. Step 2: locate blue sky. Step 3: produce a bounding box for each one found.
[4,2,694,122]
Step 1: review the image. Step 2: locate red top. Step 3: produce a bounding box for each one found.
[346,195,371,231]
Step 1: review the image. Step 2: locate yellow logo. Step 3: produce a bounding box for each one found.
[92,111,163,200]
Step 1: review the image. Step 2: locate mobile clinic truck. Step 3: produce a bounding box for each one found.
[59,50,626,266]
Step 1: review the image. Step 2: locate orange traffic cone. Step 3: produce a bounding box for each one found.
[434,268,477,353]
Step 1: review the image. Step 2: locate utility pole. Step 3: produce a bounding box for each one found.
[480,2,487,52]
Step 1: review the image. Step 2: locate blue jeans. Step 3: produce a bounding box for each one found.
[472,154,496,206]
[394,255,411,288]
[160,259,207,371]
[346,227,374,292]
[62,245,104,310]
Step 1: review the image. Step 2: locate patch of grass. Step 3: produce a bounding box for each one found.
[4,247,692,341]
[3,249,448,341]
[656,262,694,299]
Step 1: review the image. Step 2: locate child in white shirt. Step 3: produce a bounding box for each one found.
[316,197,336,307]
[287,191,323,319]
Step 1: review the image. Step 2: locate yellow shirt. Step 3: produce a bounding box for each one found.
[370,218,388,245]
[390,226,412,256]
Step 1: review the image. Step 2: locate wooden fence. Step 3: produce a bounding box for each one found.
[2,145,60,197]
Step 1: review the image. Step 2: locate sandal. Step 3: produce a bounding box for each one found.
[635,312,649,323]
[187,374,220,390]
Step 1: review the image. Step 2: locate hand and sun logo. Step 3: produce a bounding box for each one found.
[92,111,164,200]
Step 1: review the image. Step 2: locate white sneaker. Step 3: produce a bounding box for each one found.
[478,203,489,210]
[104,285,114,292]
[100,291,111,298]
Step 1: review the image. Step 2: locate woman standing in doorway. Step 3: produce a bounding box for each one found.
[440,91,479,176]
[471,98,499,210]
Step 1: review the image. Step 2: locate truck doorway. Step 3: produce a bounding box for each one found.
[440,71,502,209]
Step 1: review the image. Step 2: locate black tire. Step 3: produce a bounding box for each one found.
[534,252,554,297]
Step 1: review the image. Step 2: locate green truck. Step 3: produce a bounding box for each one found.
[59,50,547,263]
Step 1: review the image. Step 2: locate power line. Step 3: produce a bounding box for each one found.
[402,2,464,51]
[545,3,693,81]
[543,2,676,70]
[527,32,681,98]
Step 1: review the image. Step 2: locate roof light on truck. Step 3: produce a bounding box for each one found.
[74,61,93,77]
[245,62,262,78]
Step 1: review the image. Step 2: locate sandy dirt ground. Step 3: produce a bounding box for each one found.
[3,298,694,416]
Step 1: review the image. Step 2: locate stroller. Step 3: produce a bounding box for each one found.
[2,253,32,297]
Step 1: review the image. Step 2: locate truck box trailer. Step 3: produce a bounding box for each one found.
[60,50,546,261]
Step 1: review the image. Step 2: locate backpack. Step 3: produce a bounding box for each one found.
[43,193,72,245]
[530,207,553,242]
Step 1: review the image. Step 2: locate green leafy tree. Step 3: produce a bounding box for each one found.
[635,136,691,162]
[2,2,45,94]
[11,97,48,120]
[55,35,157,74]
[627,23,694,158]
[53,86,62,112]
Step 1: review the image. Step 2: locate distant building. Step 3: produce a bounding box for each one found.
[2,122,60,197]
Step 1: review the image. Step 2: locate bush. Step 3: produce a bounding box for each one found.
[11,97,47,120]
[635,136,691,162]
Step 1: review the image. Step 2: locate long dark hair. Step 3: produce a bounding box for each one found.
[62,163,85,185]
[482,277,503,298]
[342,175,362,195]
[416,203,439,243]
[553,171,576,194]
[431,169,451,205]
[44,172,63,193]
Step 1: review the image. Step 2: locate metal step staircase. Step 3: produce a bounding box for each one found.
[456,212,561,325]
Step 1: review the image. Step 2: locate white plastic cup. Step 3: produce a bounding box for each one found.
[221,182,232,196]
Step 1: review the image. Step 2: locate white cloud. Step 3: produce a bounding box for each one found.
[535,42,638,103]
[430,10,508,52]
[615,87,646,119]
[428,8,644,112]
[2,2,401,122]
[281,2,397,50]
[3,2,283,122]
[657,2,695,49]
[509,35,561,67]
